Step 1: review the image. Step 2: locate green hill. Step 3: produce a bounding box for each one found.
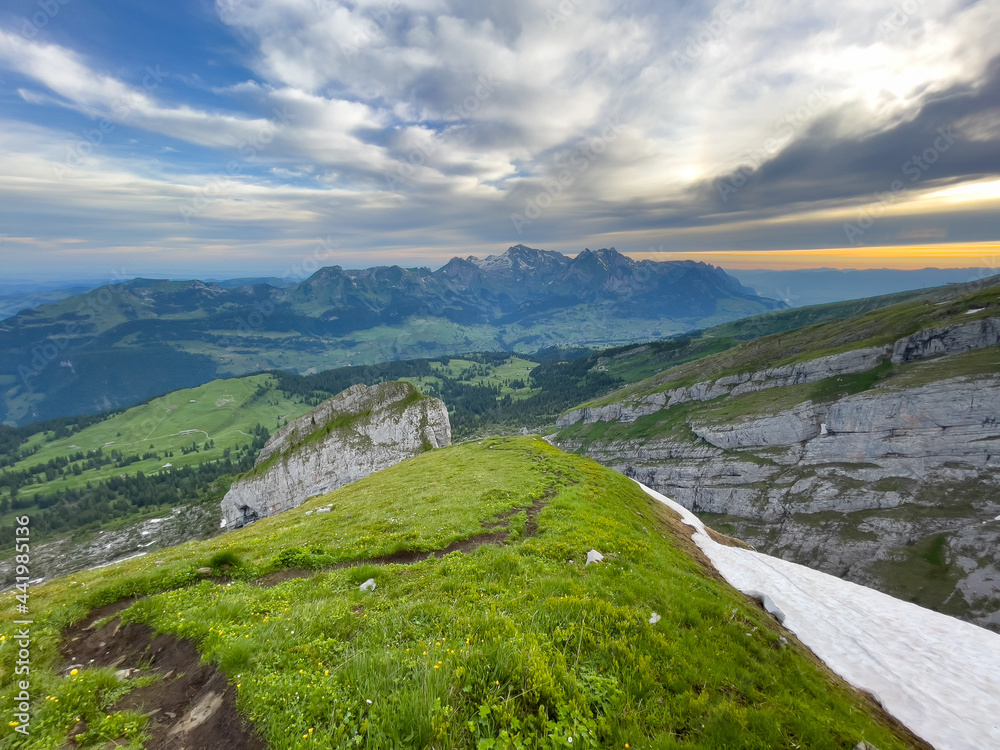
[0,438,920,749]
[0,375,314,550]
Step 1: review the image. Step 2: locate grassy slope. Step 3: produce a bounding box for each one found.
[1,439,917,749]
[1,354,544,510]
[577,279,1000,411]
[6,375,312,502]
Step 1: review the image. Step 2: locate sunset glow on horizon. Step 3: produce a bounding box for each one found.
[638,243,1000,271]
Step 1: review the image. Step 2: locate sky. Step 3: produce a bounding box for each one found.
[0,0,998,281]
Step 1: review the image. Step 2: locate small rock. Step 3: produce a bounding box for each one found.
[585,550,604,566]
[745,590,786,624]
[360,578,376,592]
[854,742,881,750]
[649,612,661,624]
[115,668,132,680]
[196,567,212,575]
[778,636,788,647]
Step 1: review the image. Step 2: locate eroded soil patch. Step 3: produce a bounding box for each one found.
[62,612,265,750]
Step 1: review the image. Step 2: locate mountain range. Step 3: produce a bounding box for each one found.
[0,246,781,426]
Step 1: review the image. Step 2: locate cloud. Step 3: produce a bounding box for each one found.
[0,0,997,277]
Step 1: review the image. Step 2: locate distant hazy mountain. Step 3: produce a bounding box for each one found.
[0,285,100,320]
[208,276,300,289]
[0,246,782,425]
[728,267,999,307]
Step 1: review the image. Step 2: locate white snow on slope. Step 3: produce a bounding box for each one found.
[638,482,1000,750]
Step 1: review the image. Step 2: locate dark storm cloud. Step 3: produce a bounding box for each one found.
[706,55,1000,215]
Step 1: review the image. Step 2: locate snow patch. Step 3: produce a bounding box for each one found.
[638,481,1000,750]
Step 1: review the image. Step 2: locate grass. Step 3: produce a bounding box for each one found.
[868,533,965,617]
[6,374,311,500]
[874,346,1000,390]
[0,438,919,749]
[576,279,1000,411]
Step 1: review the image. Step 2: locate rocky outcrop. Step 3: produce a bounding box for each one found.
[891,317,1000,364]
[556,359,1000,631]
[561,319,1000,431]
[0,503,221,588]
[557,345,890,428]
[220,382,451,529]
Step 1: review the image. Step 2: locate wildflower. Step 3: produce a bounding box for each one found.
[70,669,79,676]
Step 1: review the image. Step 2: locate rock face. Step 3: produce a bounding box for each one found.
[891,317,1000,364]
[220,382,451,529]
[0,503,221,588]
[555,322,1000,632]
[558,345,890,428]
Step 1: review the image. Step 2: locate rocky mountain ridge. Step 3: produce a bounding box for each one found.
[555,313,1000,631]
[0,245,783,426]
[220,381,451,529]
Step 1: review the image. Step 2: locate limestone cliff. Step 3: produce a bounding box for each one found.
[221,382,451,529]
[555,319,1000,631]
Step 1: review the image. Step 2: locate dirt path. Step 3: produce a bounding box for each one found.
[55,492,554,747]
[61,600,265,750]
